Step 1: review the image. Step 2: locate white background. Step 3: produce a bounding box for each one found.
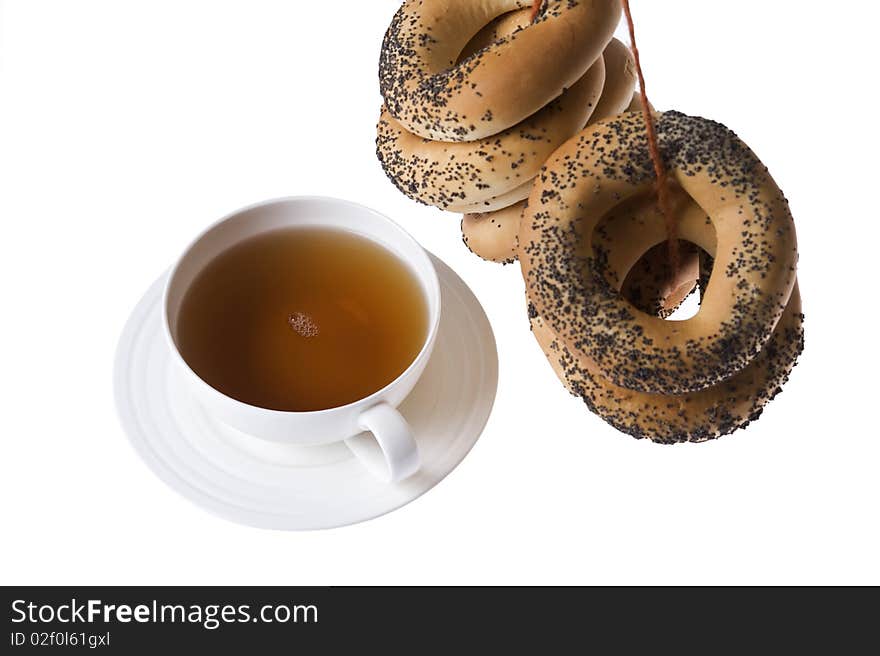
[1,0,878,585]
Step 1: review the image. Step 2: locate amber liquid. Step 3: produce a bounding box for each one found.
[176,227,429,412]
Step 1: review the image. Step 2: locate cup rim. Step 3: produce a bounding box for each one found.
[161,195,442,417]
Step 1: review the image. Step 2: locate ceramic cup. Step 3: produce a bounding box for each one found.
[162,197,441,483]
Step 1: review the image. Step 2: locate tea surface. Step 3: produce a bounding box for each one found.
[176,227,428,411]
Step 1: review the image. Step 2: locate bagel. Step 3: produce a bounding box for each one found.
[461,203,524,265]
[530,289,804,444]
[520,111,799,395]
[527,189,803,443]
[379,0,621,141]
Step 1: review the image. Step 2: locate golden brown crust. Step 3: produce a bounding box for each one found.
[451,180,533,215]
[591,38,637,122]
[462,203,525,265]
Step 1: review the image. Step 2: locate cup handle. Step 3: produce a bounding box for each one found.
[346,403,420,483]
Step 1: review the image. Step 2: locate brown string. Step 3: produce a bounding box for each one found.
[621,0,679,272]
[530,0,543,23]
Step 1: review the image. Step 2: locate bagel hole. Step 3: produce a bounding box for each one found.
[620,241,712,321]
[590,186,717,322]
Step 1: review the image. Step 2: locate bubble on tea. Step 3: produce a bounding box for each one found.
[288,312,319,338]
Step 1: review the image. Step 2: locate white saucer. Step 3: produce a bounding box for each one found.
[114,255,498,530]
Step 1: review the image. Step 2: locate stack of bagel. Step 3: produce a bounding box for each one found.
[378,0,632,263]
[377,0,804,443]
[521,110,804,443]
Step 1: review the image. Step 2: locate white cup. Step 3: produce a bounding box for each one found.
[162,197,441,483]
